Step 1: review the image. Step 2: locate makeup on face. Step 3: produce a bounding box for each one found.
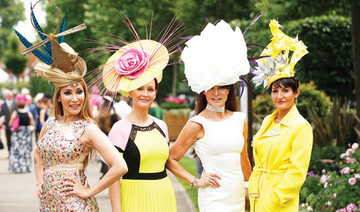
[58,84,85,117]
[271,84,299,111]
[204,85,230,107]
[129,80,157,108]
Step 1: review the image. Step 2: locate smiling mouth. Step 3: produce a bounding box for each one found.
[212,98,222,101]
[69,104,80,109]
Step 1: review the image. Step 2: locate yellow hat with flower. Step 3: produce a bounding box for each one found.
[102,40,169,97]
[253,20,308,88]
[89,14,185,97]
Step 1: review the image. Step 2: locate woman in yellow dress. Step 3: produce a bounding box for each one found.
[92,15,185,212]
[249,20,313,211]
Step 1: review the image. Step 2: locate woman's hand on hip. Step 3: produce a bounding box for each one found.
[196,169,221,188]
[62,177,92,199]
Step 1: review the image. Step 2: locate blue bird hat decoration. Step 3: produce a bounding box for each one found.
[14,0,87,88]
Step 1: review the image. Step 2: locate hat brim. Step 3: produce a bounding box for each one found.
[102,40,169,96]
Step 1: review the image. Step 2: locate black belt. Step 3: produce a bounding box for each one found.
[122,169,167,180]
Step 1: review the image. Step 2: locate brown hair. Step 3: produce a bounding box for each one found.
[195,84,239,115]
[96,100,117,135]
[54,80,95,122]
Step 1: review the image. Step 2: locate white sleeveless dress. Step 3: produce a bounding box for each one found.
[190,112,246,212]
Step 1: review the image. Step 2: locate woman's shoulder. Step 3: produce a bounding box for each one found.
[108,118,133,150]
[232,111,246,119]
[293,113,312,130]
[189,114,205,124]
[43,117,56,129]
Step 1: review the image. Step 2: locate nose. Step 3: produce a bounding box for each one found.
[214,88,219,95]
[277,91,284,99]
[71,94,78,101]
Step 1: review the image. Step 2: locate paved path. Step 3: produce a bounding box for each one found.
[0,137,195,212]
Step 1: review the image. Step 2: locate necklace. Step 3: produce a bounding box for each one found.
[206,104,225,112]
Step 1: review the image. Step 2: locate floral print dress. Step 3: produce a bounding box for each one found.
[37,117,98,211]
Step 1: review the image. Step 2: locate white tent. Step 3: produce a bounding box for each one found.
[0,68,9,83]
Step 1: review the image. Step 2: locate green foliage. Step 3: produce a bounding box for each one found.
[0,81,29,94]
[160,101,190,110]
[299,175,322,205]
[252,92,275,122]
[0,0,25,57]
[309,97,356,147]
[284,16,353,98]
[298,81,332,121]
[308,146,345,175]
[3,36,28,76]
[250,0,350,22]
[29,74,55,97]
[301,143,360,211]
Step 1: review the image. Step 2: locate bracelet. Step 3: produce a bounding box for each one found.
[190,177,197,195]
[244,181,249,189]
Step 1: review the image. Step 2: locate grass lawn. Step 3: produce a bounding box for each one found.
[177,157,199,212]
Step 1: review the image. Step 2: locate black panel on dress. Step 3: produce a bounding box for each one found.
[115,122,167,180]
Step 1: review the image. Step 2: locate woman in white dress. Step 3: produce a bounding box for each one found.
[167,20,252,212]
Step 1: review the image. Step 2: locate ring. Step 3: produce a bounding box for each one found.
[210,177,215,180]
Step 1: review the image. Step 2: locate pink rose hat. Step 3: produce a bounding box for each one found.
[88,14,185,97]
[102,40,169,96]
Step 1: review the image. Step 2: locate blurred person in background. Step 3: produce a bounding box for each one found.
[33,93,44,140]
[38,93,52,133]
[0,89,17,156]
[95,96,120,179]
[9,94,35,173]
[114,95,132,119]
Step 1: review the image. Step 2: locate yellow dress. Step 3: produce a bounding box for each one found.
[111,120,177,212]
[248,105,313,212]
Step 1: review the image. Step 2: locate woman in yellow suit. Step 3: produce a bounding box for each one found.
[249,19,313,211]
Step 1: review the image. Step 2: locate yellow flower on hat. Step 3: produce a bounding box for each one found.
[253,19,308,88]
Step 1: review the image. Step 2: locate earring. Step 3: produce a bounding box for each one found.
[295,98,298,105]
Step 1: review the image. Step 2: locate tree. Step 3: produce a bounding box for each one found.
[0,0,25,58]
[3,35,28,77]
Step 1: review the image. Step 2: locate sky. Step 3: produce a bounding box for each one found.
[15,0,46,42]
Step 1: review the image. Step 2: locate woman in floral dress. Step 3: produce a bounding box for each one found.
[14,3,128,210]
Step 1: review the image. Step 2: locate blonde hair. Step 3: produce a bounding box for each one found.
[53,80,97,168]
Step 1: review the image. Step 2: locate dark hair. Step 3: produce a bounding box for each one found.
[270,77,299,93]
[154,78,159,91]
[16,101,25,109]
[195,85,239,115]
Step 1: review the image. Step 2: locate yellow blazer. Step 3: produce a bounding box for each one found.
[249,105,313,212]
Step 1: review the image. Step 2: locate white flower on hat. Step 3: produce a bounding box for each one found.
[181,20,250,93]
